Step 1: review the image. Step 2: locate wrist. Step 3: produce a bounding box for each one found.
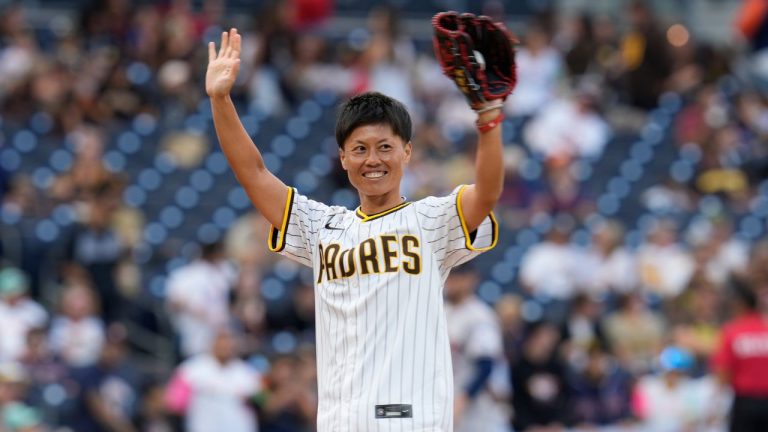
[476,109,503,133]
[209,93,232,103]
[476,106,502,123]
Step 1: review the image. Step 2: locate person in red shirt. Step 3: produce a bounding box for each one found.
[712,280,768,432]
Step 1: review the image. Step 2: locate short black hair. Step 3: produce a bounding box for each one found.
[200,240,224,260]
[335,92,412,148]
[731,277,758,311]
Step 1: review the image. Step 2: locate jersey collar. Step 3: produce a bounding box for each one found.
[355,200,411,222]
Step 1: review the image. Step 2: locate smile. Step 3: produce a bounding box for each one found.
[363,171,387,179]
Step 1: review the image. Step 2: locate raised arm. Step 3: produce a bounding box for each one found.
[459,104,505,232]
[431,12,515,233]
[206,28,288,228]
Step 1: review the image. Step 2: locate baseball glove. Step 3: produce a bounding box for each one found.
[432,11,518,108]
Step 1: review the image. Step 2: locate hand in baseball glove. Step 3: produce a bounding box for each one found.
[432,11,518,109]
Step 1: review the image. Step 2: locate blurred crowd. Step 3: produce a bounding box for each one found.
[1,0,768,431]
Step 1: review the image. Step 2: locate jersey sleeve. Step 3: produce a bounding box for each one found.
[413,184,498,271]
[267,187,329,267]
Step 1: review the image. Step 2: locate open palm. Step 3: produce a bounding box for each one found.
[206,28,241,98]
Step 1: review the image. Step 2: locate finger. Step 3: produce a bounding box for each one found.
[208,41,216,62]
[232,31,241,57]
[226,28,238,58]
[219,31,229,57]
[231,58,241,76]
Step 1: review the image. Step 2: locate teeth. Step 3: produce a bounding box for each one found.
[364,172,386,178]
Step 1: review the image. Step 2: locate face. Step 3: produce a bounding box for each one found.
[212,331,237,362]
[444,271,477,303]
[339,124,411,201]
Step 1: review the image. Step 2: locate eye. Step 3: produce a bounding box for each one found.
[379,143,392,151]
[352,145,366,153]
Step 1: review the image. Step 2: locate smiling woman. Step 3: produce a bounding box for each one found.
[338,121,412,214]
[208,25,510,432]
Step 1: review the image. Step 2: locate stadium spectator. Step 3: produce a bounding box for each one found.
[62,183,125,323]
[0,176,46,299]
[49,126,115,204]
[49,282,105,368]
[520,215,582,303]
[578,219,638,295]
[560,294,609,370]
[362,6,417,114]
[603,292,665,374]
[563,14,599,79]
[18,328,70,427]
[633,346,723,431]
[567,344,633,427]
[524,81,610,160]
[444,266,509,432]
[687,218,749,286]
[1,402,46,432]
[736,0,768,52]
[165,240,236,358]
[133,382,176,432]
[67,324,139,432]
[507,21,563,116]
[670,280,724,375]
[495,294,525,364]
[0,268,47,362]
[636,219,696,298]
[0,362,35,427]
[511,321,569,431]
[618,1,673,109]
[170,328,261,432]
[259,352,317,432]
[538,159,594,219]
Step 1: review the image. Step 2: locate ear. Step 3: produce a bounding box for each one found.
[403,141,412,164]
[338,147,347,170]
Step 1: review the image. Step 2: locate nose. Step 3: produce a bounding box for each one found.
[364,148,382,166]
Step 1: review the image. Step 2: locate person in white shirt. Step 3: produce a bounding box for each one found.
[633,346,724,432]
[506,22,563,117]
[0,267,47,361]
[177,328,261,432]
[524,83,610,160]
[686,218,749,285]
[578,219,638,295]
[636,220,695,298]
[444,266,510,432]
[49,282,105,367]
[520,218,582,301]
[166,241,237,358]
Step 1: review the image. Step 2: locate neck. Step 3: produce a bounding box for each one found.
[359,191,403,215]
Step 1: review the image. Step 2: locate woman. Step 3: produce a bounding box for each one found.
[207,28,506,431]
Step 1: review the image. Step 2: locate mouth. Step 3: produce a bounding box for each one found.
[362,171,387,179]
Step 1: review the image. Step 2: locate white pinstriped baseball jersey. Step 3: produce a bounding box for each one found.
[268,185,498,432]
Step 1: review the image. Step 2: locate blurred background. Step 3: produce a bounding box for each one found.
[1,0,768,431]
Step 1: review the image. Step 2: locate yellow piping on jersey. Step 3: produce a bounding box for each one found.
[456,184,499,252]
[267,187,295,252]
[355,201,412,222]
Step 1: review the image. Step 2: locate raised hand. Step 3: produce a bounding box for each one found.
[206,28,241,98]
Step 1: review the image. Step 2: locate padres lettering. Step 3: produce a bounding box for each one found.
[317,234,421,283]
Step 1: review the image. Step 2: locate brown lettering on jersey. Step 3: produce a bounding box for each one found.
[317,243,326,284]
[401,235,421,275]
[339,247,356,278]
[324,244,341,282]
[317,234,422,284]
[380,235,399,273]
[358,238,380,275]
